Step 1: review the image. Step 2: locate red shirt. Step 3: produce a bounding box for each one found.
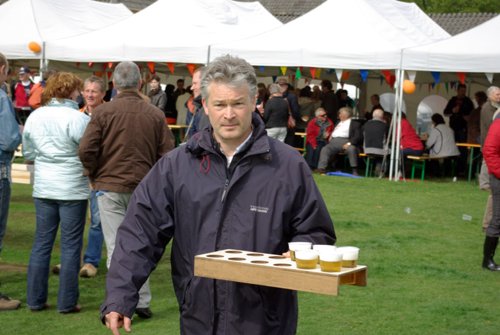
[400,118,423,151]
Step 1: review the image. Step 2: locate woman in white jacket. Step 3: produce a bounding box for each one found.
[424,113,460,158]
[22,72,90,313]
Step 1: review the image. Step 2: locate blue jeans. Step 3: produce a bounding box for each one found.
[82,190,103,267]
[0,161,11,254]
[27,198,87,312]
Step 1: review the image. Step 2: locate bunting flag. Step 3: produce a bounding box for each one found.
[486,73,494,83]
[107,62,113,69]
[335,69,343,82]
[187,63,196,75]
[280,66,287,75]
[102,63,107,71]
[316,68,322,78]
[407,70,417,83]
[272,75,277,83]
[341,71,350,82]
[457,72,466,84]
[147,62,155,74]
[431,71,440,84]
[295,67,302,79]
[360,70,369,82]
[291,74,296,82]
[88,62,94,68]
[445,82,449,94]
[310,67,317,79]
[107,72,112,80]
[167,62,175,74]
[259,66,265,73]
[388,74,396,88]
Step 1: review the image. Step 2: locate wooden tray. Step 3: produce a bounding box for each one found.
[194,249,367,296]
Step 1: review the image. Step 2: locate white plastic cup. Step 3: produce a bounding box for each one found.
[313,245,337,263]
[295,249,319,269]
[288,242,312,261]
[337,246,360,268]
[319,250,343,272]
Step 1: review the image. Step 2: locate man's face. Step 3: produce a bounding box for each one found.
[457,87,466,97]
[192,71,201,98]
[18,72,29,82]
[202,82,255,147]
[491,89,500,104]
[149,79,160,90]
[177,81,184,90]
[339,110,350,121]
[83,82,105,109]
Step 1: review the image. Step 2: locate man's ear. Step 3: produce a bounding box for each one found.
[202,98,209,115]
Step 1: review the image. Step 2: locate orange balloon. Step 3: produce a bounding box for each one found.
[28,41,41,53]
[403,79,416,94]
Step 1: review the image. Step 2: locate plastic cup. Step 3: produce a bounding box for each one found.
[288,242,312,261]
[313,245,337,263]
[319,250,343,272]
[295,249,319,269]
[337,246,359,268]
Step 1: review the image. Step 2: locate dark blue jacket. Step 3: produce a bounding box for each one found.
[101,114,336,334]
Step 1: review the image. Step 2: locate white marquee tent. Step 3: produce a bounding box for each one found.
[402,14,500,73]
[45,0,282,64]
[209,0,450,70]
[0,0,132,60]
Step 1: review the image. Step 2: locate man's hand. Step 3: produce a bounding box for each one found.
[105,312,132,335]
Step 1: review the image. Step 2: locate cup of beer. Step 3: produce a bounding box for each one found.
[313,244,337,264]
[295,249,319,269]
[319,250,342,272]
[337,246,359,268]
[288,242,312,261]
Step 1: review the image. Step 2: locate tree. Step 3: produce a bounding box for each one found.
[405,0,500,13]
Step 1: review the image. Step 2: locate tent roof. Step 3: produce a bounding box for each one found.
[45,0,282,64]
[0,0,132,59]
[210,0,450,70]
[402,15,500,73]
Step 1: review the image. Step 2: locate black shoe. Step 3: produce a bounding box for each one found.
[135,307,153,319]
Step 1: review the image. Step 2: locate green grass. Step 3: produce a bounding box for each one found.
[0,177,497,335]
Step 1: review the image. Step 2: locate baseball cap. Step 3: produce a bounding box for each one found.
[19,66,30,75]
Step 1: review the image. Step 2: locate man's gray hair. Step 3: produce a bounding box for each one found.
[487,86,500,99]
[201,55,257,100]
[84,75,106,93]
[113,61,141,90]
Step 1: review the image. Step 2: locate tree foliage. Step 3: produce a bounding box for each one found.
[405,0,500,13]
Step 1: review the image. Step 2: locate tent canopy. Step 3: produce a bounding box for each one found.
[45,0,282,64]
[0,0,132,59]
[402,15,500,73]
[210,0,450,70]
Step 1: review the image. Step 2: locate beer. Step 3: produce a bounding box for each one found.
[313,245,336,264]
[320,259,342,272]
[337,246,359,268]
[295,250,319,269]
[341,259,357,268]
[288,242,312,261]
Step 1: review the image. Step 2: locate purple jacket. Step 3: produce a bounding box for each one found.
[100,114,336,334]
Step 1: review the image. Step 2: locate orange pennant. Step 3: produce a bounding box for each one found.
[310,67,317,79]
[88,62,94,68]
[457,72,466,84]
[107,62,113,69]
[167,62,175,74]
[341,71,350,81]
[187,63,196,75]
[147,62,155,74]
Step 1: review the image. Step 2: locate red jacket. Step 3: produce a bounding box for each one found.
[306,117,334,149]
[14,81,33,108]
[400,118,423,151]
[483,117,500,178]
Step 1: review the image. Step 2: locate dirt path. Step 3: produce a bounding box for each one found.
[0,263,27,272]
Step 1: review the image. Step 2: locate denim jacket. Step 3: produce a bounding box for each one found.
[0,89,21,163]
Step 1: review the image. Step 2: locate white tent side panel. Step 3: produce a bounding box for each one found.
[402,15,500,73]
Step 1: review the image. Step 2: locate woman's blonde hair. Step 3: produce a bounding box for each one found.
[41,72,82,106]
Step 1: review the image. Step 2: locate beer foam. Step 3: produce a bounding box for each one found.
[337,247,359,261]
[295,250,318,260]
[320,252,342,262]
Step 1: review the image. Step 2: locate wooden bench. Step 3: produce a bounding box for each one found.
[293,132,307,155]
[406,155,456,181]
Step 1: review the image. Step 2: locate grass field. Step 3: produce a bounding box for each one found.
[0,177,497,335]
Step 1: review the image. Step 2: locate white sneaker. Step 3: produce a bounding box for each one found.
[79,263,98,278]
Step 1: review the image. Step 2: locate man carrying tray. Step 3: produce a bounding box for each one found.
[101,55,336,335]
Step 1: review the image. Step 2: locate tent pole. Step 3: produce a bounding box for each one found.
[394,68,405,181]
[206,45,211,65]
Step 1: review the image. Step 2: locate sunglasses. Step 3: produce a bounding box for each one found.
[318,114,327,117]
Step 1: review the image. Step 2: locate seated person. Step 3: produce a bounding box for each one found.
[363,108,389,175]
[400,113,424,156]
[316,107,363,175]
[421,113,460,177]
[305,107,334,170]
